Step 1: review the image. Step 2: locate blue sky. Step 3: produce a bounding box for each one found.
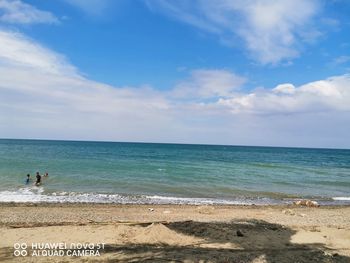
[20,0,350,88]
[0,0,350,148]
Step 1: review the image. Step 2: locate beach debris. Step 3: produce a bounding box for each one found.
[236,230,244,237]
[293,200,320,207]
[282,209,295,216]
[148,208,154,212]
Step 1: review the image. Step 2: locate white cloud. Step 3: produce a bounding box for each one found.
[0,30,177,142]
[172,69,246,99]
[0,29,349,148]
[218,75,350,114]
[0,0,58,24]
[0,31,76,75]
[146,0,320,64]
[273,83,296,95]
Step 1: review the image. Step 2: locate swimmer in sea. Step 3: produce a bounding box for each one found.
[25,174,31,184]
[35,172,42,186]
[44,172,49,177]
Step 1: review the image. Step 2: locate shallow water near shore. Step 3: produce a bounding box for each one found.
[0,139,349,205]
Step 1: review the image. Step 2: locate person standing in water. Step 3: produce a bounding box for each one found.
[35,172,42,186]
[25,174,31,184]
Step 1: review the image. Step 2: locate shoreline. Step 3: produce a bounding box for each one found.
[2,185,349,206]
[1,201,350,208]
[1,189,349,206]
[1,201,350,207]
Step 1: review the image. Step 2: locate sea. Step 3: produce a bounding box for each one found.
[0,139,349,205]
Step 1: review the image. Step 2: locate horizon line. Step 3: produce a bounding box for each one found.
[0,137,349,151]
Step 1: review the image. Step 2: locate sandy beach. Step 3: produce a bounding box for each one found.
[0,203,349,262]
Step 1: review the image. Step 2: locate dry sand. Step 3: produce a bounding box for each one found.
[0,203,349,262]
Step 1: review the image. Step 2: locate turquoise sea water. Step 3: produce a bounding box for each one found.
[0,139,349,205]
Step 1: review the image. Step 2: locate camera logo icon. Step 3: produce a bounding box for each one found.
[13,243,28,257]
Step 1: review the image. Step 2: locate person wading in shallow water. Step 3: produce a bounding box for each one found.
[35,172,42,186]
[25,174,31,184]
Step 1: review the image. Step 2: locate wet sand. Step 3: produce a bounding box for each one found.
[0,203,349,262]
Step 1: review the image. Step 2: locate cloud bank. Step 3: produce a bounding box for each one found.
[218,76,350,114]
[0,29,349,148]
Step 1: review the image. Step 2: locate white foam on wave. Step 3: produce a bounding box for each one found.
[2,188,349,205]
[0,188,276,205]
[0,189,128,203]
[145,195,267,205]
[333,197,350,201]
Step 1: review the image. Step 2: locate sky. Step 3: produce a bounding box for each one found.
[0,0,349,148]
